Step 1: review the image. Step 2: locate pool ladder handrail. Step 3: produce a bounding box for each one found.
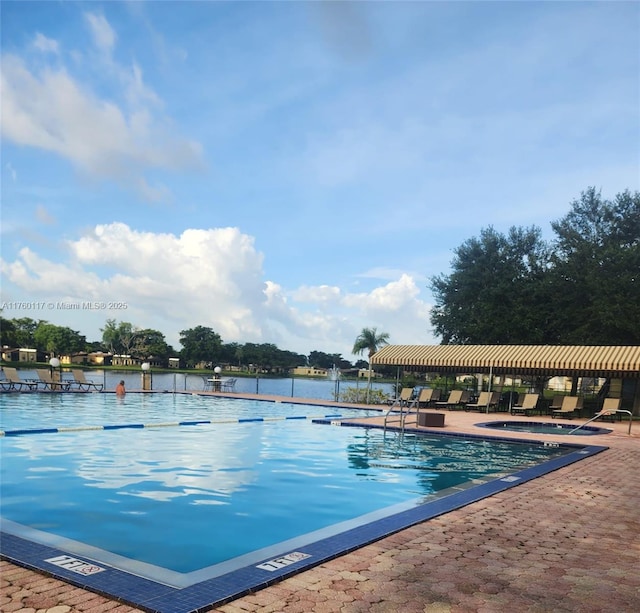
[569,409,633,436]
[383,397,421,432]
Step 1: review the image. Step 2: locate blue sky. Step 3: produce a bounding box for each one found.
[1,1,638,358]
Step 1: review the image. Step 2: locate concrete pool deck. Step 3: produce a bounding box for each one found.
[1,394,639,612]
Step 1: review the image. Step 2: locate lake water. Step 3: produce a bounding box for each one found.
[62,370,395,402]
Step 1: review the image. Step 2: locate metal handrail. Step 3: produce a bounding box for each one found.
[383,397,420,432]
[383,399,403,431]
[569,409,633,435]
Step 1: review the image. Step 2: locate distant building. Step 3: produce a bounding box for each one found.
[292,366,328,377]
[60,352,88,365]
[1,347,19,362]
[358,368,382,379]
[88,352,113,366]
[112,354,138,367]
[168,357,180,369]
[1,347,47,363]
[18,348,39,362]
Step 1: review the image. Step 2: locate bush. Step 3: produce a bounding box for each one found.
[339,386,390,405]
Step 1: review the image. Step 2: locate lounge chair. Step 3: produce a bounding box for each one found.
[414,388,441,408]
[465,391,500,412]
[387,387,414,407]
[596,397,622,422]
[70,369,104,391]
[434,389,470,410]
[510,393,540,416]
[551,396,582,419]
[0,367,38,391]
[548,395,565,414]
[35,369,71,391]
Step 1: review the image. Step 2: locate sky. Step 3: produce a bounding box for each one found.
[1,1,639,360]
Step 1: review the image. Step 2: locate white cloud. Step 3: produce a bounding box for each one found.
[1,224,436,355]
[1,10,204,203]
[84,12,117,53]
[291,285,342,304]
[32,33,59,54]
[358,266,425,282]
[0,54,203,201]
[340,275,435,346]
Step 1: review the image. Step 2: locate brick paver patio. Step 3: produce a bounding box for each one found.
[2,400,639,612]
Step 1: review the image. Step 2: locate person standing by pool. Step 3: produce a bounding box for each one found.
[115,380,126,396]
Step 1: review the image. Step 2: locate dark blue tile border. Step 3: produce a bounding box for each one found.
[1,422,608,613]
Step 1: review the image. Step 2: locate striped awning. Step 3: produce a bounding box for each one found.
[370,345,640,378]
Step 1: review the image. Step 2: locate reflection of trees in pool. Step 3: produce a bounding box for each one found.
[345,430,568,495]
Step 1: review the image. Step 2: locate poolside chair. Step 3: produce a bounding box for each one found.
[465,391,500,412]
[70,369,104,391]
[414,388,440,408]
[398,387,414,406]
[220,378,237,392]
[596,397,622,422]
[35,369,71,391]
[386,387,413,410]
[0,367,38,392]
[548,395,565,414]
[434,390,469,410]
[510,393,540,416]
[551,396,581,419]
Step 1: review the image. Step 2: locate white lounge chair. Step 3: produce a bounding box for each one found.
[596,398,622,422]
[70,369,104,391]
[0,367,38,391]
[35,369,71,391]
[465,391,500,412]
[551,396,582,419]
[511,393,540,416]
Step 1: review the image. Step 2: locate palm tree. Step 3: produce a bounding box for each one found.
[352,327,390,403]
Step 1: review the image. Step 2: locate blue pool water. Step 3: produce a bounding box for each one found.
[478,421,612,435]
[0,392,601,609]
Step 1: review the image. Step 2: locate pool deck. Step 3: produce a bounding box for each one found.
[2,393,639,612]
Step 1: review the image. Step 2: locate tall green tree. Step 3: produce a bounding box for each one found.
[352,327,390,361]
[101,319,140,355]
[308,350,349,369]
[431,227,556,344]
[179,326,223,367]
[134,329,173,361]
[549,187,640,344]
[429,226,554,344]
[352,327,390,402]
[0,316,17,348]
[33,322,86,356]
[429,188,639,346]
[10,317,40,347]
[238,343,304,372]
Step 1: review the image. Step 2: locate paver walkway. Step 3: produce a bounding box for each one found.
[2,401,639,612]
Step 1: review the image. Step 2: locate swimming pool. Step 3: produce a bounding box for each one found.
[0,392,607,612]
[477,420,612,435]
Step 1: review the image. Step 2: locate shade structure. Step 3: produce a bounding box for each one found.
[370,345,640,379]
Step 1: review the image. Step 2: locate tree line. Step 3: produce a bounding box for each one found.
[429,187,640,345]
[0,317,370,372]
